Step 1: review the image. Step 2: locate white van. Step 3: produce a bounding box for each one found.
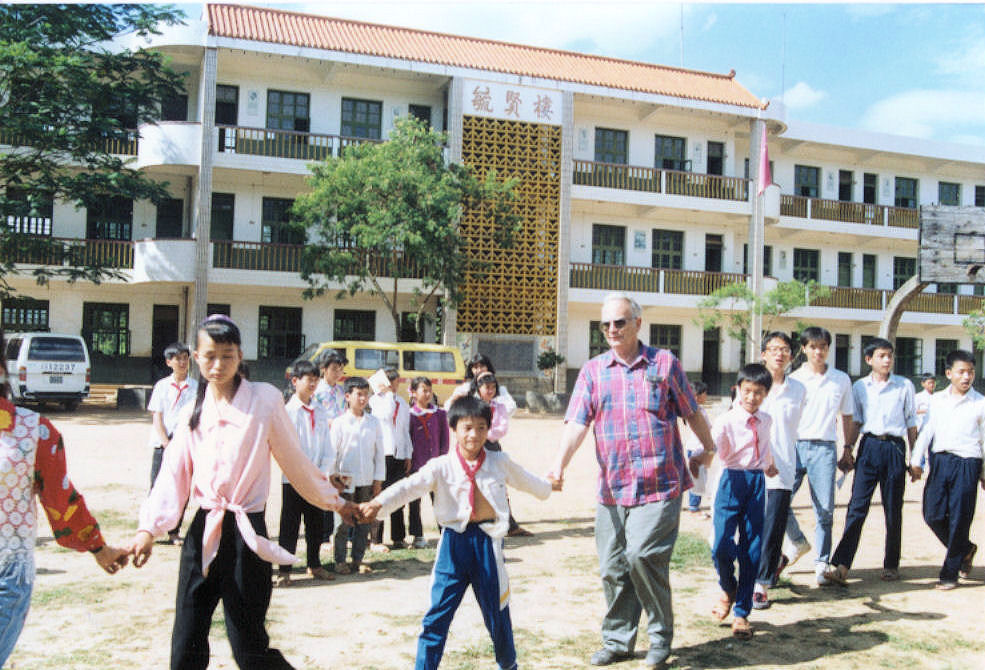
[4,332,91,410]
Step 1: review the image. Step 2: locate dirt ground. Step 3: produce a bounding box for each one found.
[8,404,985,669]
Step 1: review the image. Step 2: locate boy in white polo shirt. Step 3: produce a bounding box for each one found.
[753,332,806,609]
[909,349,985,590]
[783,327,854,585]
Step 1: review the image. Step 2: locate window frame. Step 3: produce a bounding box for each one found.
[591,224,626,266]
[334,309,376,341]
[2,297,50,332]
[82,302,130,357]
[341,97,383,140]
[261,197,303,245]
[895,176,918,209]
[594,127,628,165]
[938,181,961,206]
[793,248,820,283]
[654,134,688,171]
[893,256,916,290]
[651,229,683,270]
[837,252,853,288]
[265,89,310,133]
[86,196,133,241]
[258,305,303,359]
[894,336,922,378]
[649,324,682,360]
[794,165,821,198]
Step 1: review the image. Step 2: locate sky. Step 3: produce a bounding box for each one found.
[182,1,985,146]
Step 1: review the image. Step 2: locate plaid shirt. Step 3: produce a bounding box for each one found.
[565,344,697,506]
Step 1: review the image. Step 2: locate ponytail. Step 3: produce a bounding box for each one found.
[188,377,209,431]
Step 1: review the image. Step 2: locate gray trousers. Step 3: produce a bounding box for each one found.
[595,495,681,654]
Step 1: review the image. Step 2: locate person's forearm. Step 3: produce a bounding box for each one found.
[552,422,590,475]
[152,413,169,445]
[685,410,715,454]
[906,426,918,452]
[842,416,859,450]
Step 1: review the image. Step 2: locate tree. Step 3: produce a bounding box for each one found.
[962,309,985,350]
[0,4,186,297]
[292,116,520,341]
[695,279,831,350]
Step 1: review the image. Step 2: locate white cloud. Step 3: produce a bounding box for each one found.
[935,28,985,82]
[780,82,826,110]
[701,13,717,32]
[860,89,985,141]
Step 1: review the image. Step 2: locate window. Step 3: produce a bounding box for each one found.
[894,337,922,378]
[258,306,303,359]
[706,141,724,176]
[354,347,398,371]
[261,197,303,245]
[935,339,959,377]
[86,197,132,241]
[793,248,820,282]
[895,177,918,208]
[399,312,420,343]
[82,302,129,357]
[654,134,687,171]
[839,170,853,202]
[937,283,957,295]
[794,165,820,198]
[207,303,231,317]
[938,182,961,206]
[215,84,239,151]
[863,173,878,204]
[893,256,916,290]
[155,198,183,239]
[161,93,188,122]
[4,187,52,235]
[974,285,985,297]
[650,324,682,359]
[651,229,683,269]
[592,224,625,265]
[594,128,628,164]
[860,335,874,376]
[211,193,234,240]
[862,254,877,289]
[589,321,609,358]
[837,252,852,287]
[341,98,382,139]
[266,90,309,133]
[334,309,376,341]
[2,297,49,332]
[408,104,431,127]
[705,234,723,272]
[743,158,773,179]
[834,333,850,373]
[976,185,985,207]
[743,244,773,276]
[403,350,456,373]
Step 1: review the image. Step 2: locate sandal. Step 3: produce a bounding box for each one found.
[959,543,976,579]
[880,569,899,582]
[334,562,351,575]
[711,591,734,621]
[732,617,752,640]
[824,564,849,586]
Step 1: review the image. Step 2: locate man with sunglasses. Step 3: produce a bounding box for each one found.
[551,293,714,669]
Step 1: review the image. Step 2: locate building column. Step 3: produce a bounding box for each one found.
[554,91,574,393]
[442,76,465,347]
[746,117,767,362]
[190,47,217,343]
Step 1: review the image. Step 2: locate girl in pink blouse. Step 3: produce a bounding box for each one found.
[130,316,353,670]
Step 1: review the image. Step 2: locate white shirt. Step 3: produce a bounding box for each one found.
[761,376,807,490]
[330,412,386,486]
[910,386,985,477]
[283,395,334,484]
[375,449,552,539]
[914,389,933,431]
[852,374,917,438]
[146,374,198,447]
[368,391,413,459]
[790,364,853,442]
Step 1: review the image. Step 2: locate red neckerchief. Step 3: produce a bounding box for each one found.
[171,380,188,407]
[392,401,399,426]
[455,445,486,521]
[302,404,316,430]
[414,413,431,443]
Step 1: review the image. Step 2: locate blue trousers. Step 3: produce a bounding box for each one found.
[922,452,982,581]
[417,524,516,670]
[712,470,765,619]
[831,435,906,570]
[0,554,33,667]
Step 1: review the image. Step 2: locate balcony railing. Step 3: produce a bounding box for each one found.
[211,240,425,278]
[780,194,918,229]
[0,130,137,156]
[216,125,381,161]
[572,160,749,202]
[569,263,745,295]
[11,237,134,269]
[809,286,885,310]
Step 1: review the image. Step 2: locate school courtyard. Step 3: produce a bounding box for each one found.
[9,407,984,669]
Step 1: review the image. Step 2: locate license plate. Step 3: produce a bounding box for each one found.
[49,376,63,384]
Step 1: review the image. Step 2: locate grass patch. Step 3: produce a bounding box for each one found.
[33,580,133,607]
[670,531,710,571]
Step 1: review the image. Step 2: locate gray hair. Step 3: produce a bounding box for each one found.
[602,292,642,319]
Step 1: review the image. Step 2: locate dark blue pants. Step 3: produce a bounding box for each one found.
[831,435,906,570]
[757,488,791,585]
[922,452,982,581]
[712,469,765,618]
[417,524,516,670]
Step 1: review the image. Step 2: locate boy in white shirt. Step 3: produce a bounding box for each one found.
[914,372,936,469]
[277,360,336,586]
[359,396,559,670]
[368,368,414,549]
[909,349,985,590]
[146,342,198,544]
[331,376,385,575]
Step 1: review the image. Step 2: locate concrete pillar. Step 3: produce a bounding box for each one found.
[442,76,465,347]
[190,47,217,343]
[555,90,574,393]
[746,117,767,362]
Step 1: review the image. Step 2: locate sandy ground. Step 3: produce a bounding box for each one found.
[7,404,985,669]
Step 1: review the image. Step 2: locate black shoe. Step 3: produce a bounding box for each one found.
[645,646,670,668]
[590,648,634,666]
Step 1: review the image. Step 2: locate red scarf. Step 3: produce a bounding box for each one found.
[455,445,486,521]
[302,405,316,431]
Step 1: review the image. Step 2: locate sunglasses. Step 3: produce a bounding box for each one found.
[599,319,630,332]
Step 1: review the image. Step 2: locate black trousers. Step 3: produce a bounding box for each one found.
[831,435,907,570]
[375,455,410,543]
[923,452,982,581]
[277,483,324,574]
[171,509,294,670]
[756,488,792,585]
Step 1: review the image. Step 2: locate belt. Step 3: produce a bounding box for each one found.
[863,432,904,443]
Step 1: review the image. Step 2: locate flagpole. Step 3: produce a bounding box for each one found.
[747,115,767,363]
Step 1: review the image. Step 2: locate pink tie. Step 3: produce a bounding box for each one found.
[747,414,760,463]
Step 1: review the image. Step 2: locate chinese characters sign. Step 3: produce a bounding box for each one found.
[464,79,562,126]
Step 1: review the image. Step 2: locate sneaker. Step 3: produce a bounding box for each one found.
[935,580,958,591]
[390,540,406,550]
[823,564,849,586]
[815,564,831,586]
[751,591,772,610]
[369,543,390,554]
[412,536,428,549]
[274,573,291,588]
[334,562,351,575]
[357,563,374,575]
[787,538,812,567]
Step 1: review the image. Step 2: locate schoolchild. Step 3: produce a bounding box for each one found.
[914,372,936,469]
[368,368,413,549]
[909,349,984,590]
[146,341,198,543]
[407,376,449,548]
[131,315,351,670]
[753,333,806,609]
[276,359,337,586]
[684,380,711,516]
[444,353,517,415]
[314,348,348,541]
[331,376,385,575]
[0,329,130,667]
[825,337,917,585]
[359,396,559,670]
[690,363,778,639]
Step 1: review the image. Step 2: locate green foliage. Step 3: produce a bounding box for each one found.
[0,4,187,296]
[694,279,831,343]
[293,116,520,340]
[962,309,985,350]
[536,348,566,372]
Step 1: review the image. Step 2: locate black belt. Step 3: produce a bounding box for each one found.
[863,432,904,444]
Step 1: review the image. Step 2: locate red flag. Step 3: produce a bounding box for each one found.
[757,131,773,196]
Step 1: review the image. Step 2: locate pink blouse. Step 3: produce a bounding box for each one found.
[139,380,343,575]
[487,397,510,443]
[709,406,775,471]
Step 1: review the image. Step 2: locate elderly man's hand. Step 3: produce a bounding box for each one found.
[688,454,703,479]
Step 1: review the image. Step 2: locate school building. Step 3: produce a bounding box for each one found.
[4,3,985,392]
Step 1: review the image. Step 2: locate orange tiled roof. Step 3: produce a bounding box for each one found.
[206,3,764,110]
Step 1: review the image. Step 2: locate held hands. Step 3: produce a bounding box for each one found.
[909,465,923,482]
[93,544,130,574]
[837,448,855,473]
[357,500,382,524]
[764,463,779,478]
[546,471,563,491]
[688,451,713,479]
[336,501,361,526]
[129,531,155,568]
[328,473,346,493]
